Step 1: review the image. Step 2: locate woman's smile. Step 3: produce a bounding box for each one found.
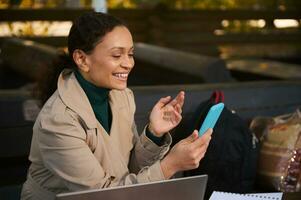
[112,72,129,81]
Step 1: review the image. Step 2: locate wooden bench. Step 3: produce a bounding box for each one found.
[0,38,233,86]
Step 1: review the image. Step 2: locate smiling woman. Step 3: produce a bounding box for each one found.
[73,26,134,90]
[20,12,212,200]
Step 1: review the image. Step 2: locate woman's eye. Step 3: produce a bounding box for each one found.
[112,55,121,58]
[128,54,134,58]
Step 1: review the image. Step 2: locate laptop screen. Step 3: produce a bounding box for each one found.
[56,175,207,200]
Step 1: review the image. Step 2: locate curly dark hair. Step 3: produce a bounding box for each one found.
[37,12,127,104]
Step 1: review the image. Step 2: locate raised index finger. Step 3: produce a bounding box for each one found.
[174,91,185,107]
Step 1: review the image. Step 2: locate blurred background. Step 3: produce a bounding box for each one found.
[1,0,301,85]
[0,1,301,200]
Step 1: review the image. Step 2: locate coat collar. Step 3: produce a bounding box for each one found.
[57,69,126,129]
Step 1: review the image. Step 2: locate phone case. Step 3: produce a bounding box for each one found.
[199,103,224,136]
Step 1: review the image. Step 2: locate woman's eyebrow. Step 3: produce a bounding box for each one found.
[109,46,134,51]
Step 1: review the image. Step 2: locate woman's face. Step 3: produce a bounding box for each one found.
[80,26,134,90]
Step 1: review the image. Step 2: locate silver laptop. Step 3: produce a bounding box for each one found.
[56,175,208,200]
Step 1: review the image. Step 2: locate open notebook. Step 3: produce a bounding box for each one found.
[209,191,283,200]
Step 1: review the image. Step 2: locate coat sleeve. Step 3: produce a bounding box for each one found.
[38,103,171,192]
[124,89,172,176]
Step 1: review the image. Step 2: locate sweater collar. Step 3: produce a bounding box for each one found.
[74,70,110,105]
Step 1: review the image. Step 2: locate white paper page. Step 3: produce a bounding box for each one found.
[209,191,283,200]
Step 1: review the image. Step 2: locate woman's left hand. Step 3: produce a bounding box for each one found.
[148,91,185,137]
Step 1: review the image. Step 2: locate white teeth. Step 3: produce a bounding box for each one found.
[113,73,128,79]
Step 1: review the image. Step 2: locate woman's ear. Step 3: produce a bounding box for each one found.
[73,49,90,72]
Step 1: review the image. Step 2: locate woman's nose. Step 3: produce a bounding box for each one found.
[121,56,134,69]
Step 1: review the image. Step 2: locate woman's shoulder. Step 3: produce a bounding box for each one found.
[40,91,66,115]
[37,91,79,128]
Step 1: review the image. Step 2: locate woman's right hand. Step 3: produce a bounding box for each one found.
[160,129,212,179]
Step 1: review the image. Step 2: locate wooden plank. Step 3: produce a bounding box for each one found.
[125,22,148,32]
[0,34,147,48]
[164,9,301,20]
[134,42,232,83]
[0,37,59,80]
[153,21,221,32]
[163,44,220,56]
[0,37,232,83]
[1,32,300,48]
[164,32,301,45]
[226,59,301,79]
[1,8,300,22]
[0,36,68,47]
[219,44,301,59]
[110,9,152,19]
[0,8,93,21]
[132,34,147,42]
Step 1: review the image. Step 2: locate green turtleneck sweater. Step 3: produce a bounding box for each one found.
[75,70,112,134]
[74,70,163,145]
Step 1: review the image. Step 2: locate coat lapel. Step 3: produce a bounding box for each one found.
[58,69,98,129]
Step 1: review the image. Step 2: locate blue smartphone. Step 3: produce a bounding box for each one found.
[199,103,224,136]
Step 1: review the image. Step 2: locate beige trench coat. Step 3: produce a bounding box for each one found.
[21,69,171,200]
